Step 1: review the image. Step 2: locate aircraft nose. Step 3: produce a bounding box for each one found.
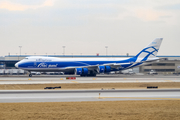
[15,63,19,68]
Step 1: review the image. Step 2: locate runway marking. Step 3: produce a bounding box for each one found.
[98,97,180,100]
[71,81,79,83]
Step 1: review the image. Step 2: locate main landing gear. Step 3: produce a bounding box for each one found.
[80,73,96,77]
[29,72,32,77]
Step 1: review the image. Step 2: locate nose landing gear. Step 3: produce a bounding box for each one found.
[29,74,32,77]
[29,72,32,77]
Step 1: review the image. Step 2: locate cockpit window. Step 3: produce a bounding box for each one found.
[24,58,28,59]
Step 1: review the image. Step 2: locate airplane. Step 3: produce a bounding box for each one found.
[15,38,163,77]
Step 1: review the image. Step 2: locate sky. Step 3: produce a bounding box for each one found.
[0,0,180,56]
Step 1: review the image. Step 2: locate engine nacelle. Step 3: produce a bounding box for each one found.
[98,66,105,73]
[105,66,111,72]
[75,68,88,75]
[75,68,82,75]
[83,68,88,75]
[98,66,111,73]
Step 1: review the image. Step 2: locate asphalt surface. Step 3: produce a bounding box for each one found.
[0,89,180,103]
[0,75,180,84]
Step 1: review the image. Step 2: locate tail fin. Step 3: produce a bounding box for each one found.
[135,38,163,61]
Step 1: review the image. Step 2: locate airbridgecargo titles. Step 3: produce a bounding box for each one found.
[37,63,58,68]
[15,38,163,77]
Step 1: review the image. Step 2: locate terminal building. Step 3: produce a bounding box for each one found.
[0,55,180,74]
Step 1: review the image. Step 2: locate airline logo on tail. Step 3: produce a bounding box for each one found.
[126,38,163,69]
[136,38,163,60]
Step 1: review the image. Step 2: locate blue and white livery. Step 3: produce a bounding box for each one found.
[15,38,163,77]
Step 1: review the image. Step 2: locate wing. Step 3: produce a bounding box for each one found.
[64,63,131,72]
[63,57,166,73]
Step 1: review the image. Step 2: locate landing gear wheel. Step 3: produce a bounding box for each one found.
[80,74,85,77]
[86,73,96,77]
[29,74,32,77]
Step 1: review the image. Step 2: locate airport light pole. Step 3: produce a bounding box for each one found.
[62,46,65,56]
[105,46,108,56]
[19,46,22,56]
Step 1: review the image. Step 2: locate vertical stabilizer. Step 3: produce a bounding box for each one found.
[135,38,163,61]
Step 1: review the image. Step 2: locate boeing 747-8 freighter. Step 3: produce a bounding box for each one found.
[15,38,163,77]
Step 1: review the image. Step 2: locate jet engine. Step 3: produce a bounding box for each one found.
[75,68,82,75]
[105,66,111,72]
[98,66,111,73]
[75,68,88,75]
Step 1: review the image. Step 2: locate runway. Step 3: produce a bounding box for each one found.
[0,89,180,103]
[0,75,180,84]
